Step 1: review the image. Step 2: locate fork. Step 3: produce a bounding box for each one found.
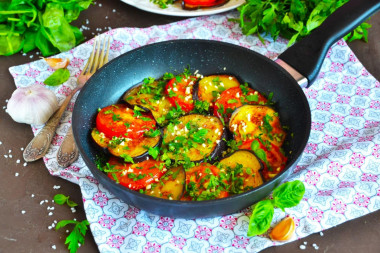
[23,36,111,164]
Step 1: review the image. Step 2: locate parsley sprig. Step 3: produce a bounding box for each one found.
[54,194,78,208]
[56,219,90,253]
[53,194,89,253]
[237,0,371,45]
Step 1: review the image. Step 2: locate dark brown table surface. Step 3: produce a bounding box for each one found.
[1,1,379,252]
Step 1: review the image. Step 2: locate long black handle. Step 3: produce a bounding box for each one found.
[278,0,380,87]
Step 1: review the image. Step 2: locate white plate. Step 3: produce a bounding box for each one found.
[121,0,244,17]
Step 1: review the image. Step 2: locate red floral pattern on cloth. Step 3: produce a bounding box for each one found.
[9,12,380,253]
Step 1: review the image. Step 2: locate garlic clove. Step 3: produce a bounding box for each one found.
[7,84,58,125]
[269,216,295,241]
[44,57,70,70]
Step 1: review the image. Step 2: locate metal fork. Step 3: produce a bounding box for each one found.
[23,36,111,164]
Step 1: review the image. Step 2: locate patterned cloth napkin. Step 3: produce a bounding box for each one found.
[9,11,380,253]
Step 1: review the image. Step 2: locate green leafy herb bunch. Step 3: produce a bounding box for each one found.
[0,0,94,56]
[237,0,371,46]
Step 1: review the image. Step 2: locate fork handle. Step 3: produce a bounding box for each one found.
[23,87,79,162]
[57,125,79,167]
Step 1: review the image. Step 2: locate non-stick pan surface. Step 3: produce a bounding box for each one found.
[72,0,380,218]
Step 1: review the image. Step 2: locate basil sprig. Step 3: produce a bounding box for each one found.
[247,180,305,237]
[44,68,70,86]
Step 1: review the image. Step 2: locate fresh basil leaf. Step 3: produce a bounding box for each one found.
[273,180,305,211]
[247,200,274,237]
[35,30,59,57]
[22,31,37,53]
[44,68,70,86]
[42,3,76,52]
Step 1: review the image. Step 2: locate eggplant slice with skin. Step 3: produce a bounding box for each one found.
[193,74,240,103]
[123,82,173,126]
[229,105,286,147]
[145,166,185,200]
[91,128,162,163]
[218,150,264,191]
[162,114,227,162]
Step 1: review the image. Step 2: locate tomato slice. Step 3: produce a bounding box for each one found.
[183,0,227,7]
[165,75,197,113]
[96,104,156,139]
[213,87,267,121]
[107,157,166,191]
[240,139,287,180]
[183,163,229,200]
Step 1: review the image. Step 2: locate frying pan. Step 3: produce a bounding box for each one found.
[72,0,380,218]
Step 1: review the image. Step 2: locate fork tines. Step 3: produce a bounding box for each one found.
[82,35,111,76]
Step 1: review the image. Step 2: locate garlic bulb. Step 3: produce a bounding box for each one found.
[7,84,58,125]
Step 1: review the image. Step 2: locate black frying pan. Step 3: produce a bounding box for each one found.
[72,0,380,218]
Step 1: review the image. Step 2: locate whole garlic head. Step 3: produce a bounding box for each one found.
[7,84,59,125]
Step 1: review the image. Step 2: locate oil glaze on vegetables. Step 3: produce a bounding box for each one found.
[7,84,58,125]
[94,68,289,201]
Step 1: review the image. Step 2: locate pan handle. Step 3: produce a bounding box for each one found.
[277,0,380,88]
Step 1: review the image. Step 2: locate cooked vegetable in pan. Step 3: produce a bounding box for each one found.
[94,68,288,200]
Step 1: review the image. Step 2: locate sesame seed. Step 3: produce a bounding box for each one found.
[48,212,53,216]
[21,210,26,214]
[299,245,306,250]
[53,185,61,190]
[16,159,20,163]
[31,194,34,198]
[320,232,324,236]
[15,172,19,177]
[52,245,56,250]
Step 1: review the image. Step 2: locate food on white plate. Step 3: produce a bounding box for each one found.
[7,84,58,125]
[182,0,229,10]
[151,0,229,10]
[94,69,288,201]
